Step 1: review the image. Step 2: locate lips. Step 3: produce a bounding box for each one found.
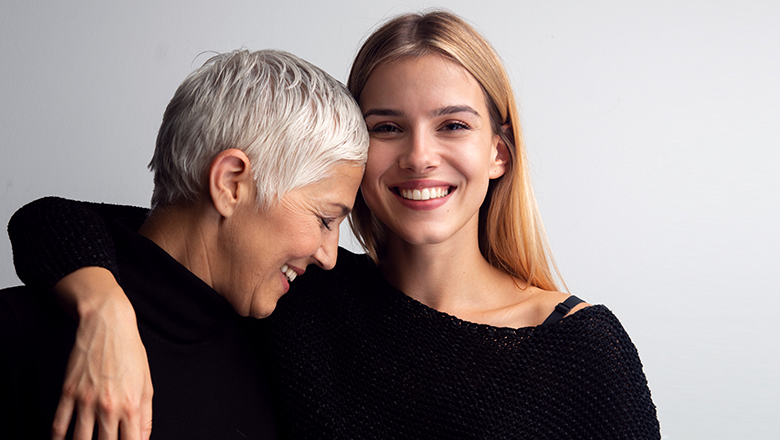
[392,180,455,201]
[388,182,455,211]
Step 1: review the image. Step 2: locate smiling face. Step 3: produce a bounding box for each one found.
[216,162,363,318]
[359,54,507,250]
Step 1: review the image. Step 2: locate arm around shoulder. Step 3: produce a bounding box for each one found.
[8,196,150,290]
[8,196,122,290]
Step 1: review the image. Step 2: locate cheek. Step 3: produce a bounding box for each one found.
[362,151,395,199]
[360,171,386,215]
[364,141,397,178]
[457,140,498,178]
[285,223,324,258]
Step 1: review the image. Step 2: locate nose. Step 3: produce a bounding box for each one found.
[312,227,339,271]
[398,130,438,173]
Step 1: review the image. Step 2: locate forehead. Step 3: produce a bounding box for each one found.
[278,162,363,209]
[360,54,487,112]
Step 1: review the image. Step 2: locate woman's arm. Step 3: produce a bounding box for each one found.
[8,197,153,440]
[53,268,153,440]
[8,197,123,290]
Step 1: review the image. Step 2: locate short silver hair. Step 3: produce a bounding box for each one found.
[150,49,368,208]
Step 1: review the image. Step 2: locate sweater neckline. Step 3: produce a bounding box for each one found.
[371,266,606,334]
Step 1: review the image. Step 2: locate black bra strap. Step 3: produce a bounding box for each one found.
[542,295,584,325]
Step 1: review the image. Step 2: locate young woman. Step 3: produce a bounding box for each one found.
[8,11,660,439]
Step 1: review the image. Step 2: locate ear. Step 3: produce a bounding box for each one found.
[208,149,254,218]
[489,123,510,180]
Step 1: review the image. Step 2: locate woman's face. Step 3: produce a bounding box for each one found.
[218,162,363,318]
[359,54,506,250]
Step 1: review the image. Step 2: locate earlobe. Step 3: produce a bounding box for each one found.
[209,149,253,217]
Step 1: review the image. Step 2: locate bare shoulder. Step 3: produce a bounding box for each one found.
[456,276,591,329]
[481,284,592,329]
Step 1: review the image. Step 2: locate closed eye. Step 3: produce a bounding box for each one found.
[320,217,335,231]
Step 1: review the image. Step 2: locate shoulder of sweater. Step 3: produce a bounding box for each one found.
[553,304,625,334]
[552,304,643,359]
[332,247,376,281]
[336,247,373,267]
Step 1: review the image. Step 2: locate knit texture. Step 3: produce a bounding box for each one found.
[8,197,146,290]
[257,249,661,439]
[8,197,660,439]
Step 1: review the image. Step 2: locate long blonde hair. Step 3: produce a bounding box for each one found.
[347,11,563,292]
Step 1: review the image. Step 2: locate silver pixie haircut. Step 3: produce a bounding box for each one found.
[150,49,368,209]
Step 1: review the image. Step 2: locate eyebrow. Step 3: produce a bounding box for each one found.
[432,105,480,118]
[362,105,480,119]
[362,108,403,118]
[333,203,351,217]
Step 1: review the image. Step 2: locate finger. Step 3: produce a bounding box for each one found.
[115,399,141,440]
[51,395,75,440]
[140,388,153,440]
[96,397,120,440]
[118,417,141,440]
[72,406,96,440]
[96,417,119,440]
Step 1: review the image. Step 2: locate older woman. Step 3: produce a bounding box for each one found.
[8,11,659,440]
[1,49,366,439]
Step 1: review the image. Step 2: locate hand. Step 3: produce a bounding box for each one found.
[51,267,153,440]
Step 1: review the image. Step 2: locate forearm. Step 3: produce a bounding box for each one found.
[8,197,120,290]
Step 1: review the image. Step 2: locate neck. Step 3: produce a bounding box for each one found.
[138,201,218,288]
[380,226,510,315]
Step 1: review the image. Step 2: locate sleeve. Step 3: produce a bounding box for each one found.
[7,196,149,290]
[579,309,661,439]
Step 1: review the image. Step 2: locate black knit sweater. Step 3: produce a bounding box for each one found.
[8,197,660,439]
[3,210,277,439]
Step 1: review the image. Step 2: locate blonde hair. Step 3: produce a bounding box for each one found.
[347,11,563,291]
[151,49,368,209]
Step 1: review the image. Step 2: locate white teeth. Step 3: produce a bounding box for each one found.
[280,264,297,282]
[399,187,449,201]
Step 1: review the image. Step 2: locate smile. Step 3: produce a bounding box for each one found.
[397,187,450,201]
[280,264,297,282]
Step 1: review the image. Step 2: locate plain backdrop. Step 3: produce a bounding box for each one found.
[1,1,778,438]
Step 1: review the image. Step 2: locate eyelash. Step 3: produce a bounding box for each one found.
[442,121,470,131]
[369,123,400,133]
[320,217,334,231]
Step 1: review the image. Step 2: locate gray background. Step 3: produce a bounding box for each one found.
[1,1,777,438]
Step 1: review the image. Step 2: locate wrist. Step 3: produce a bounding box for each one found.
[53,266,133,322]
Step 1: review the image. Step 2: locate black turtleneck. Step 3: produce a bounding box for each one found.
[1,212,277,439]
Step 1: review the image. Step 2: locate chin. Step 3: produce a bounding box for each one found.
[392,228,453,247]
[248,303,276,319]
[247,294,282,319]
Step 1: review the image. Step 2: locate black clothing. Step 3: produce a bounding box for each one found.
[7,197,660,439]
[542,294,585,325]
[1,212,277,439]
[258,251,660,439]
[0,286,77,439]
